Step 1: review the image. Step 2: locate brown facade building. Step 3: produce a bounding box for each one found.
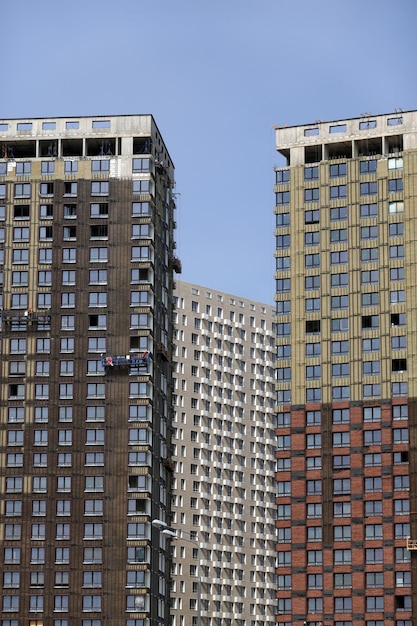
[274,111,417,626]
[170,281,277,626]
[0,115,178,626]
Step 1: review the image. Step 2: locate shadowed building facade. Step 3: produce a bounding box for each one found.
[0,115,179,626]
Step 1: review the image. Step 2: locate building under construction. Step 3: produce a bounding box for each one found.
[0,115,179,626]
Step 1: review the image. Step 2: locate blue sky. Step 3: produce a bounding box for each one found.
[3,0,417,303]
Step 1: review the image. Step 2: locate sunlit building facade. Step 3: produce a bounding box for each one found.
[170,281,277,626]
[274,111,417,626]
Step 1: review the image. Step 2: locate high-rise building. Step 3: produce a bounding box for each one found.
[274,111,417,626]
[169,280,277,626]
[0,115,179,626]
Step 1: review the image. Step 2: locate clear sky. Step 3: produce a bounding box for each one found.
[3,0,417,304]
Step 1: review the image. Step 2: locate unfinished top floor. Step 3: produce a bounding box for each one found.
[275,109,417,166]
[0,114,174,176]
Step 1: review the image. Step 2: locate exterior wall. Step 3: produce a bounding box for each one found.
[274,110,417,626]
[170,281,277,626]
[0,115,177,626]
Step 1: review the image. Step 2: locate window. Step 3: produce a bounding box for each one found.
[306,388,321,402]
[90,202,109,219]
[331,295,349,310]
[393,428,409,444]
[83,571,103,589]
[305,253,320,267]
[64,159,78,173]
[90,224,108,239]
[366,596,384,612]
[332,340,349,355]
[365,524,383,539]
[330,185,347,199]
[276,191,290,205]
[2,596,20,612]
[388,247,405,266]
[305,188,319,202]
[389,178,403,193]
[54,595,69,612]
[3,571,21,588]
[334,478,350,494]
[90,248,108,263]
[86,429,105,444]
[333,408,349,424]
[63,203,77,219]
[276,278,291,292]
[329,162,347,178]
[393,404,408,420]
[306,298,320,312]
[89,292,107,307]
[304,165,318,180]
[363,338,380,352]
[307,480,322,495]
[360,181,377,195]
[12,248,29,264]
[334,573,352,590]
[361,225,378,239]
[389,289,405,304]
[131,246,150,261]
[132,179,150,194]
[332,363,350,378]
[131,201,150,217]
[305,275,320,290]
[333,432,350,447]
[360,202,378,218]
[276,213,290,228]
[92,159,110,173]
[390,222,404,237]
[11,293,28,309]
[361,247,379,262]
[62,182,77,197]
[331,317,349,333]
[391,267,405,281]
[362,292,379,307]
[13,226,29,241]
[62,248,76,263]
[396,571,411,587]
[306,503,322,519]
[362,315,379,330]
[306,365,321,380]
[331,272,348,287]
[360,159,377,173]
[276,256,290,271]
[334,549,351,565]
[305,209,319,224]
[305,231,320,246]
[395,522,410,538]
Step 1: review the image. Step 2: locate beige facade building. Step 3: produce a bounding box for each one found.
[0,115,178,626]
[170,280,277,626]
[274,111,417,626]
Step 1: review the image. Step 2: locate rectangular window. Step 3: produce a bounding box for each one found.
[305,188,319,202]
[360,181,377,196]
[132,180,150,194]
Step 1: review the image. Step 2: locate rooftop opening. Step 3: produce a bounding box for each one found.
[0,140,36,158]
[327,141,352,160]
[86,137,116,157]
[62,138,83,157]
[305,145,322,164]
[387,134,403,154]
[356,137,383,157]
[133,137,152,155]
